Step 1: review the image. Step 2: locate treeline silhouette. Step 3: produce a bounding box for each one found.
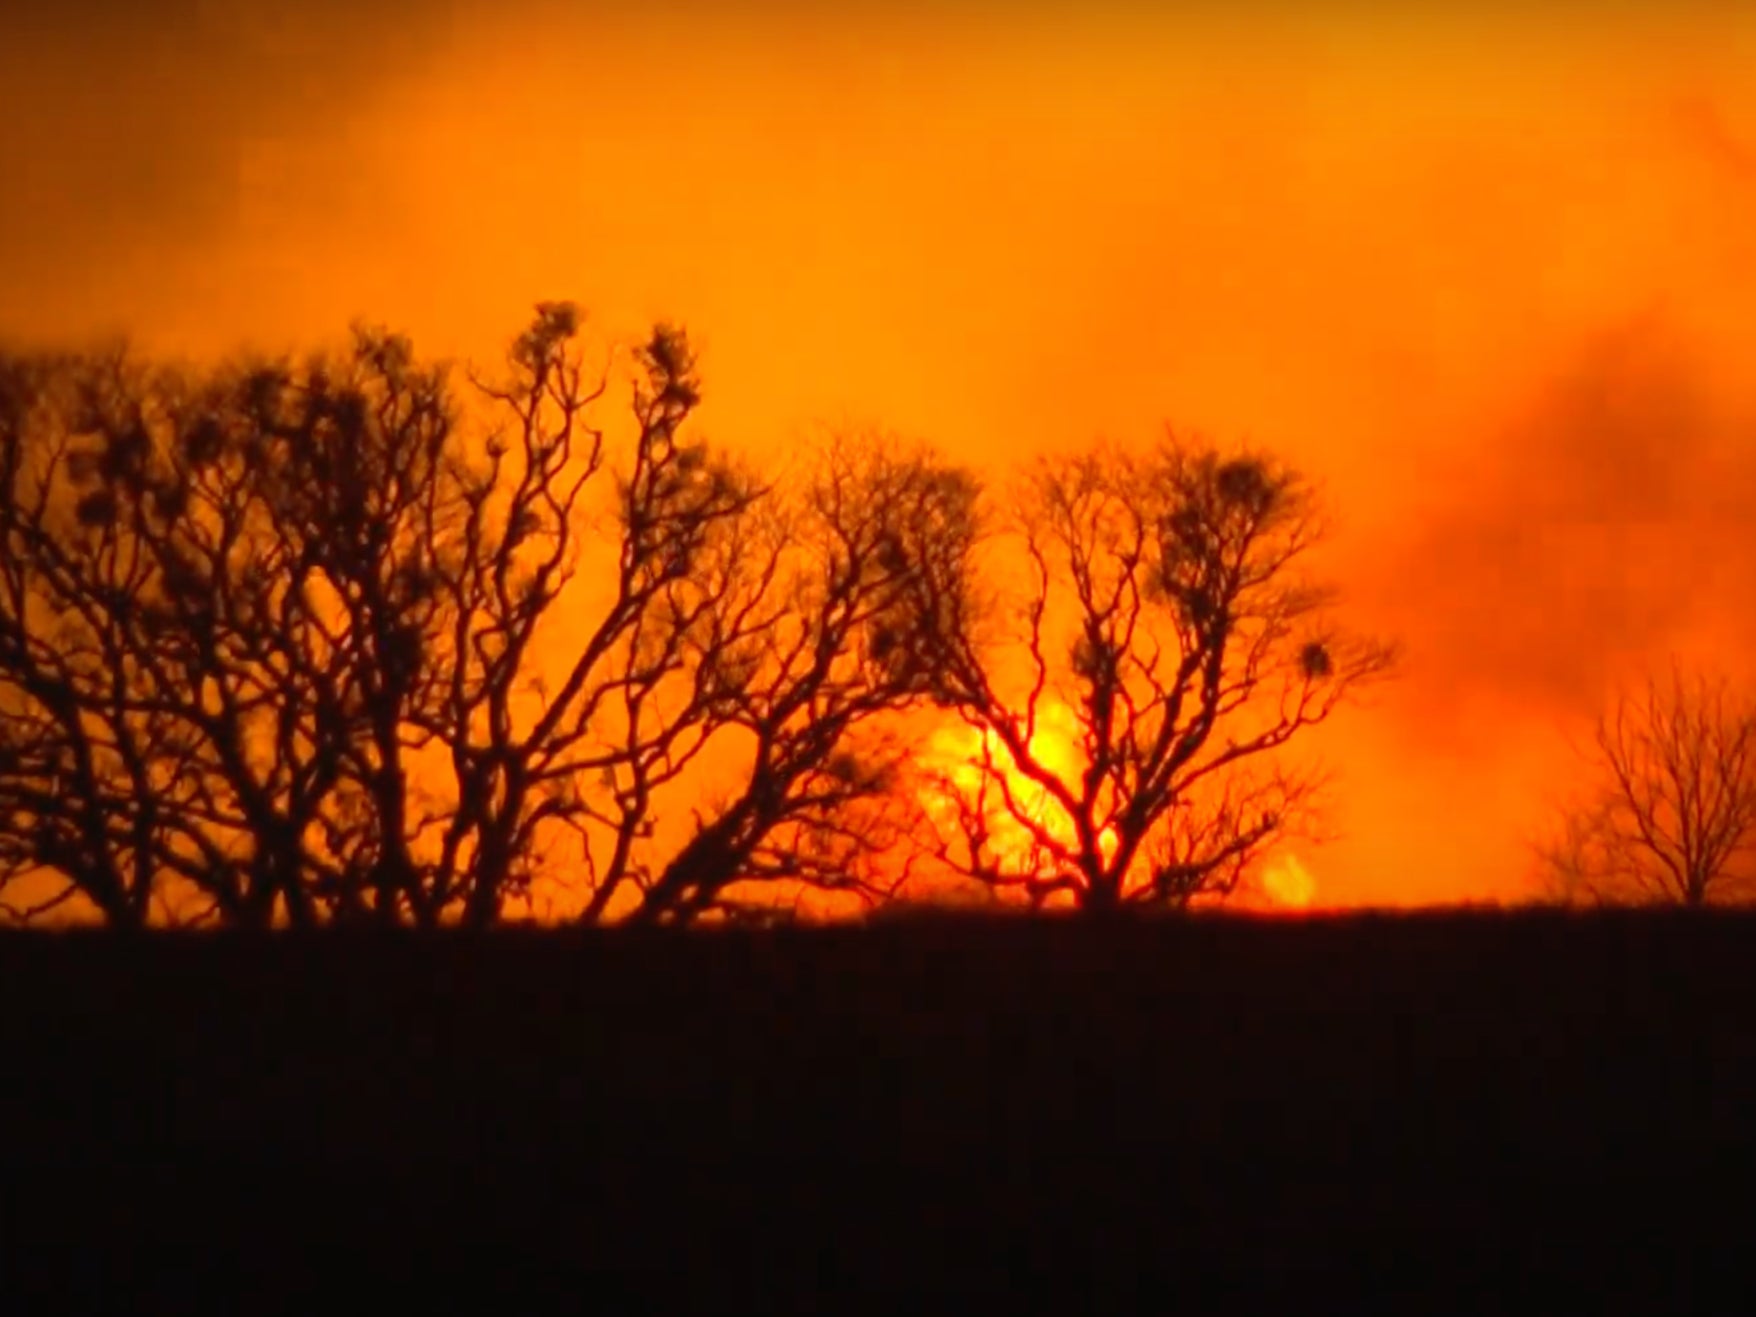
[1535,664,1756,906]
[0,303,1390,929]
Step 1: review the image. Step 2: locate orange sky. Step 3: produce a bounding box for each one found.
[4,2,1755,907]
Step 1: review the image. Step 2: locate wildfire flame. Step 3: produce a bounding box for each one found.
[1259,853,1318,911]
[920,704,1118,882]
[922,704,1318,911]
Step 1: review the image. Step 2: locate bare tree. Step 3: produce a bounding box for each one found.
[925,436,1393,913]
[619,431,982,926]
[1535,665,1756,907]
[0,329,477,927]
[0,310,739,927]
[163,327,469,927]
[0,304,984,929]
[0,348,227,927]
[391,309,982,928]
[392,306,777,927]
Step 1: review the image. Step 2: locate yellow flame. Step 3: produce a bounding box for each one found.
[922,705,1088,877]
[1260,853,1317,910]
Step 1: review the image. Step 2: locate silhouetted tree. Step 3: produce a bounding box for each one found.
[0,305,983,928]
[619,431,982,925]
[392,315,979,928]
[1535,665,1756,907]
[0,332,479,927]
[368,306,765,927]
[0,348,233,926]
[925,437,1393,912]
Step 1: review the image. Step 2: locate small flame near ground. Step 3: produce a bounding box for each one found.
[1260,853,1317,911]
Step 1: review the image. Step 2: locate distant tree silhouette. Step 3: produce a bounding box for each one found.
[0,348,233,926]
[0,305,982,928]
[0,331,480,926]
[1535,665,1756,907]
[620,431,981,925]
[396,310,979,927]
[368,305,763,927]
[925,438,1393,912]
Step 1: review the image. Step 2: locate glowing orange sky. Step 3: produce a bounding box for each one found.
[4,2,1755,907]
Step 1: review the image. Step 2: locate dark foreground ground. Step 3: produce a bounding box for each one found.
[5,909,1756,1307]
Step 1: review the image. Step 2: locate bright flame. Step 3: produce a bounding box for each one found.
[922,710,1321,910]
[925,710,1062,860]
[921,703,1121,884]
[1260,853,1318,910]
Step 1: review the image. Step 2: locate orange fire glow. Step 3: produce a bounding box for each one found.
[1259,854,1320,912]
